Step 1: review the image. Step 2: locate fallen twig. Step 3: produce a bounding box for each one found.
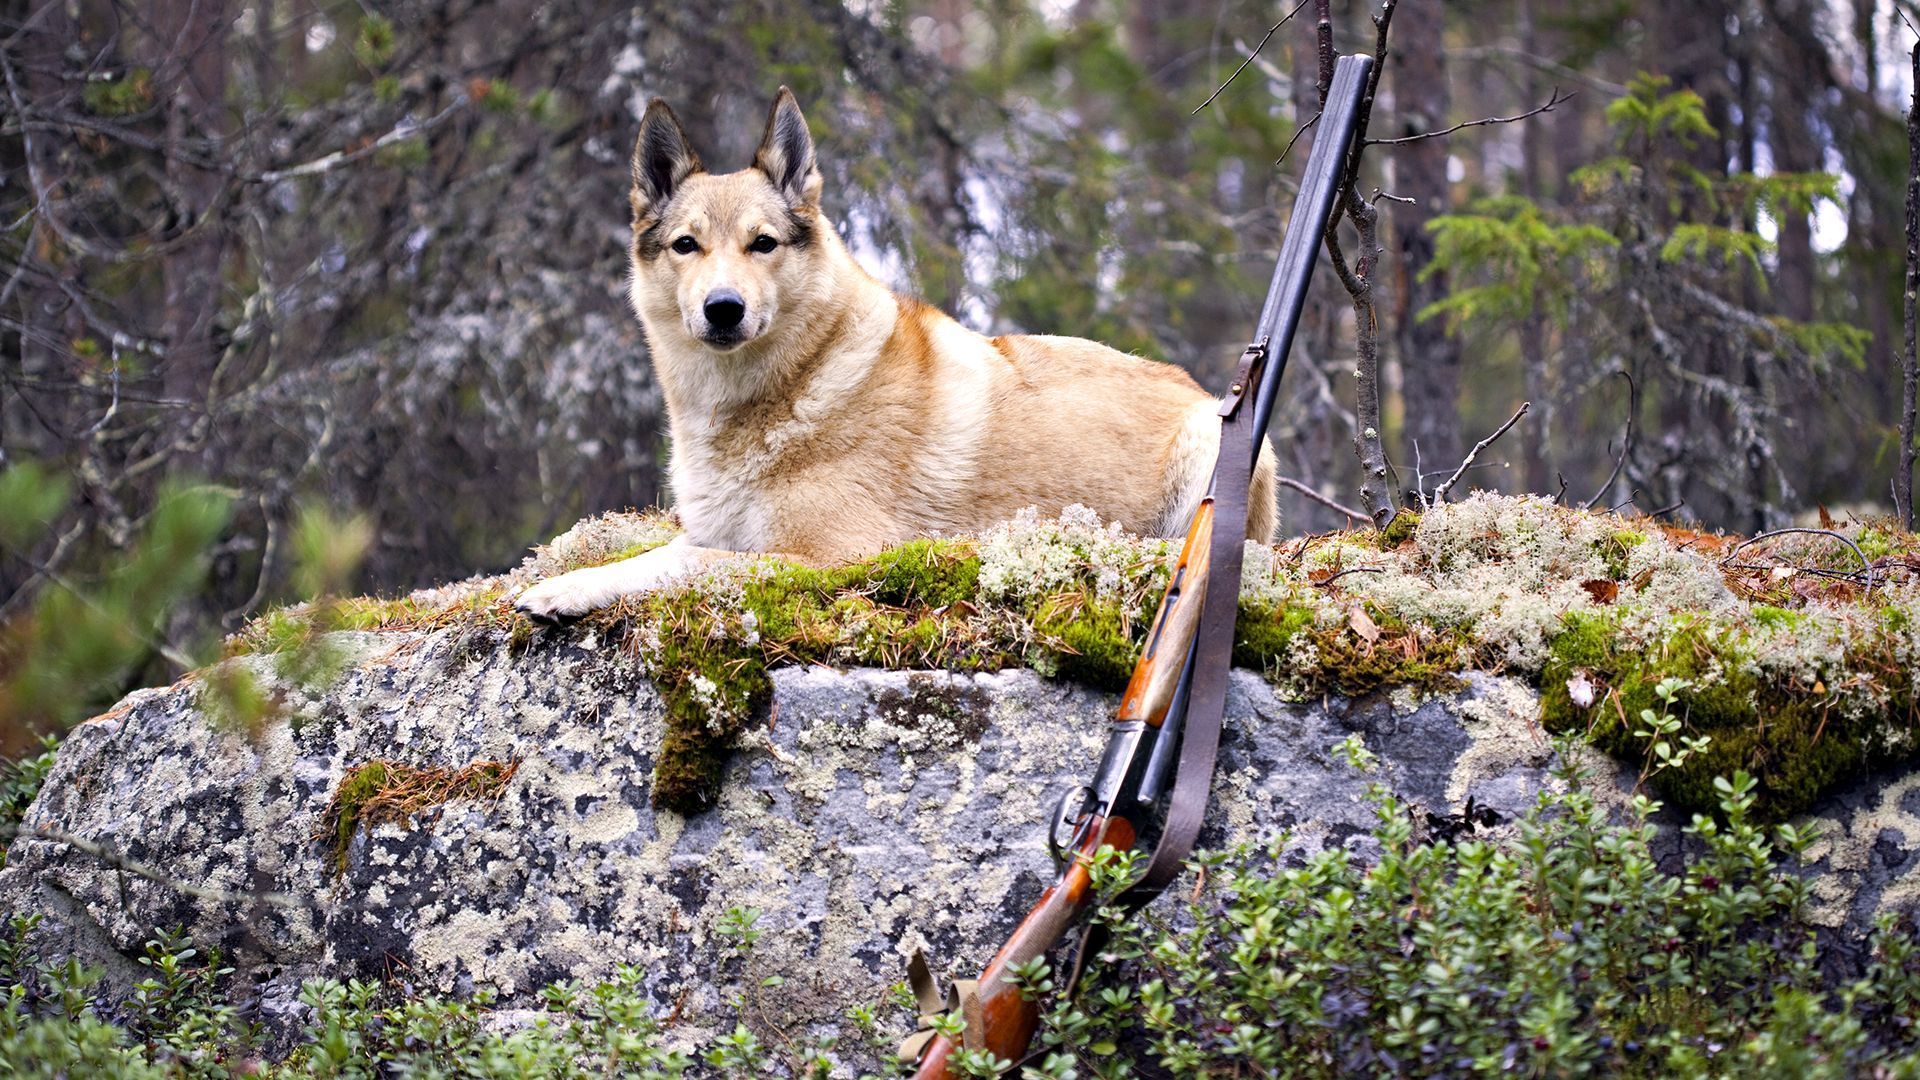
[1721,528,1878,590]
[1311,566,1385,587]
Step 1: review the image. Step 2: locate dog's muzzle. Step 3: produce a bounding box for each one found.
[700,289,749,349]
[704,290,745,331]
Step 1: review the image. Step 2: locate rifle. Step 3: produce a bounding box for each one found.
[902,54,1375,1077]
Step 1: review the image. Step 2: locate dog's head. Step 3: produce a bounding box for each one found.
[626,88,825,354]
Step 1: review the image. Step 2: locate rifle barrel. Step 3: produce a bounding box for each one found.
[1247,54,1374,460]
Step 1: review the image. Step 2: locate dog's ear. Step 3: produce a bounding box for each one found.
[631,99,702,222]
[753,87,821,208]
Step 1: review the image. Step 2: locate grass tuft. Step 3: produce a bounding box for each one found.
[321,758,519,875]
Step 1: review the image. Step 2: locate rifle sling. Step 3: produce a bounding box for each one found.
[1119,344,1264,909]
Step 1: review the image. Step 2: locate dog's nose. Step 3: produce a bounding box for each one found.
[704,290,746,330]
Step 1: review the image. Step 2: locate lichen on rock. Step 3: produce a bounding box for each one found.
[7,495,1920,1070]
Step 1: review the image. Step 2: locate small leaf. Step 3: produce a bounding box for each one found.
[1580,579,1619,605]
[1348,605,1381,644]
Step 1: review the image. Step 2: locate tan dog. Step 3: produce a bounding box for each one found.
[515,88,1276,620]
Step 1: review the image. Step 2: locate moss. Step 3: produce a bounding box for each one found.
[1750,605,1806,630]
[1541,613,1920,821]
[283,499,1920,819]
[229,587,522,657]
[1232,597,1319,671]
[1308,626,1467,699]
[322,758,518,876]
[1377,510,1421,548]
[1598,529,1647,579]
[1036,594,1147,690]
[856,538,981,608]
[580,538,675,569]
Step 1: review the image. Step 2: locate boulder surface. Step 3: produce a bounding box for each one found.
[3,622,1918,1060]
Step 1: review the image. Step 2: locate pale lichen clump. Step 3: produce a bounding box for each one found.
[258,492,1918,820]
[516,509,683,579]
[976,504,1172,610]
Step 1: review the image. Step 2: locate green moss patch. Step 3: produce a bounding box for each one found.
[321,758,519,875]
[250,495,1920,821]
[1542,609,1920,821]
[229,588,525,658]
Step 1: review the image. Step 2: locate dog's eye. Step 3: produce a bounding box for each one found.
[671,236,699,255]
[748,235,778,254]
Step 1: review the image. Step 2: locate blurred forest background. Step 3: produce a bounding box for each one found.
[4,0,1920,737]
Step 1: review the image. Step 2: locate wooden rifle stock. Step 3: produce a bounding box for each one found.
[905,54,1374,1079]
[909,514,1218,1078]
[910,816,1136,1077]
[1117,500,1213,728]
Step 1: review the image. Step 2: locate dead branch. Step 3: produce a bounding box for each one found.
[1274,109,1321,169]
[1317,0,1399,529]
[1193,0,1313,115]
[1366,86,1574,146]
[1721,527,1878,590]
[1432,402,1530,504]
[251,96,470,184]
[1581,371,1638,510]
[1278,475,1371,523]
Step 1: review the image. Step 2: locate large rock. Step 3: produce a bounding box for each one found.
[2,624,1918,1061]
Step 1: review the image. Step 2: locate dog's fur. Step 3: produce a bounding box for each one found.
[515,88,1276,619]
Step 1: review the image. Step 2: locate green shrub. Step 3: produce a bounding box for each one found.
[1004,748,1920,1078]
[0,737,57,863]
[13,753,1920,1076]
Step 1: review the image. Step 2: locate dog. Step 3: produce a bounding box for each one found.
[514,88,1276,620]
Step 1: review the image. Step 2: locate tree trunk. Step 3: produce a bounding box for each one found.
[150,0,232,404]
[1391,0,1463,488]
[1899,39,1918,530]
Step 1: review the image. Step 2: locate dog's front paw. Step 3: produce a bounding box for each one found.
[514,570,619,624]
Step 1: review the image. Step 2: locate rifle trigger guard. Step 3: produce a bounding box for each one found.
[1046,784,1094,868]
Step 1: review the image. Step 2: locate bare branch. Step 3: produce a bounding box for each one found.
[1721,528,1879,590]
[1274,109,1321,169]
[1432,402,1531,504]
[251,96,470,184]
[1581,371,1637,510]
[1192,0,1313,115]
[1366,87,1575,146]
[1277,475,1370,523]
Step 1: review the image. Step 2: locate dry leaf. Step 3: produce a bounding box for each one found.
[1580,579,1619,605]
[1818,504,1836,530]
[1349,604,1381,644]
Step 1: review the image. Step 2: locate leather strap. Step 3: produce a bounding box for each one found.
[898,948,980,1064]
[1119,344,1264,907]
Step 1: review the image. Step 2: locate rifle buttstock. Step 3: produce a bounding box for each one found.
[909,816,1138,1078]
[1116,500,1214,727]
